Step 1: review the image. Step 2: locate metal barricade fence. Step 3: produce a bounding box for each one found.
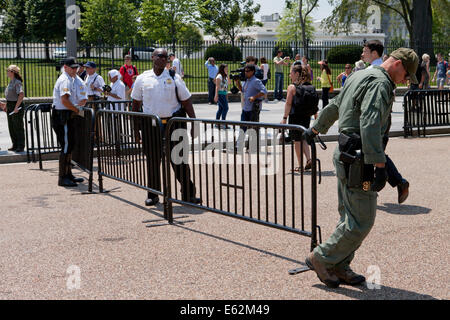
[24,103,97,192]
[71,107,95,192]
[25,103,60,169]
[165,118,322,253]
[404,89,450,137]
[95,109,167,218]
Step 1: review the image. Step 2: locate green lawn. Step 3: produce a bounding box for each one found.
[0,57,439,98]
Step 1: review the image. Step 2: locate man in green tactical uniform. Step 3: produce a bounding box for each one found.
[303,48,419,288]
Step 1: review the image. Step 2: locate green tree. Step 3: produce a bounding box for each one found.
[287,0,318,51]
[25,0,66,60]
[197,0,261,48]
[140,0,198,50]
[431,0,450,43]
[277,1,315,45]
[178,24,203,57]
[80,0,138,47]
[323,0,434,47]
[0,0,7,10]
[1,0,28,58]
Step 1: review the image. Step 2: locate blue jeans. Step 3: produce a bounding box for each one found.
[216,94,229,120]
[236,110,260,150]
[274,72,284,100]
[386,155,403,188]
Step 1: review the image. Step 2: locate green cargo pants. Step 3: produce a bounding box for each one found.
[6,101,25,150]
[313,146,377,270]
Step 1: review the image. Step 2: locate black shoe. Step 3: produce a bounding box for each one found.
[145,197,160,206]
[68,174,84,183]
[397,179,409,204]
[58,177,78,187]
[8,146,16,151]
[15,148,24,152]
[182,196,202,204]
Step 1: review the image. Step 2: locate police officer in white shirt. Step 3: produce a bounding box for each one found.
[105,69,126,111]
[84,61,105,101]
[131,48,200,206]
[52,57,86,187]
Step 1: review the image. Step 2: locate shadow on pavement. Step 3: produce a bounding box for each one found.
[173,223,308,267]
[300,170,336,177]
[377,203,431,215]
[312,283,437,300]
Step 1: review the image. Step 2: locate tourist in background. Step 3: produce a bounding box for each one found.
[205,57,219,104]
[273,50,290,102]
[337,64,352,87]
[317,60,332,108]
[260,57,269,103]
[214,64,230,126]
[419,54,431,89]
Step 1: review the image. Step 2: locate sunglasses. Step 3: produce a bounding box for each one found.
[156,54,168,59]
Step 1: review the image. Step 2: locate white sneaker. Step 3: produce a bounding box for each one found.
[281,98,286,102]
[273,99,279,102]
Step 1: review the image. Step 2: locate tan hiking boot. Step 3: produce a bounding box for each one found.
[305,253,340,288]
[331,266,366,286]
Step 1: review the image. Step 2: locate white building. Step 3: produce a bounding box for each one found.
[203,7,388,60]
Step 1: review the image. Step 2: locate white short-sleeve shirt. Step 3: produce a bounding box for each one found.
[85,72,105,96]
[72,75,88,106]
[107,79,126,111]
[172,58,182,75]
[131,69,191,118]
[53,72,75,110]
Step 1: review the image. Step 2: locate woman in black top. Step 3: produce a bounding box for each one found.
[281,64,317,171]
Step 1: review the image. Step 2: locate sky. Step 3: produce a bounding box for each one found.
[254,0,334,22]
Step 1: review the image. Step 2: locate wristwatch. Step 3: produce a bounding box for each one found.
[283,117,287,120]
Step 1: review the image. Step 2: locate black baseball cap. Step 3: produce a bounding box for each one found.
[64,57,80,68]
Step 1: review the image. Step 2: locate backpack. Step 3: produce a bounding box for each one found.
[293,84,319,117]
[121,65,137,77]
[255,66,264,80]
[267,68,271,80]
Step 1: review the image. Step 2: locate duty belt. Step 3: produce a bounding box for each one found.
[161,117,171,124]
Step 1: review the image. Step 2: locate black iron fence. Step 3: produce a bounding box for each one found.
[403,89,450,137]
[1,40,448,97]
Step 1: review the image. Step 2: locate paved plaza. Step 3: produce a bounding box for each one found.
[0,133,448,299]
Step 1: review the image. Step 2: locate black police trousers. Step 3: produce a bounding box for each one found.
[52,109,76,155]
[141,117,195,201]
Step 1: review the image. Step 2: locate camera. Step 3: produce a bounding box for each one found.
[230,67,246,82]
[230,62,264,82]
[102,85,112,93]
